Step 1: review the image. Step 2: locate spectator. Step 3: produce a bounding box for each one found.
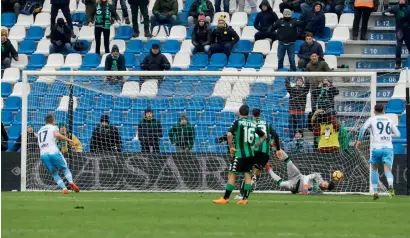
[90,0,121,55]
[49,0,74,37]
[150,0,178,31]
[188,0,214,26]
[83,0,96,25]
[382,0,410,69]
[306,52,331,71]
[311,109,340,152]
[238,0,257,13]
[214,0,229,13]
[285,130,314,153]
[254,0,278,41]
[311,77,339,112]
[285,77,310,136]
[300,0,323,13]
[128,0,152,37]
[1,123,8,152]
[324,0,345,16]
[168,113,195,152]
[1,0,21,15]
[352,0,379,40]
[90,115,122,152]
[279,0,303,13]
[300,2,325,38]
[49,18,72,54]
[192,14,212,53]
[11,125,39,153]
[1,29,19,69]
[270,9,303,71]
[105,44,126,84]
[136,109,163,153]
[209,14,240,57]
[112,0,130,24]
[297,32,324,69]
[141,44,171,71]
[57,122,82,153]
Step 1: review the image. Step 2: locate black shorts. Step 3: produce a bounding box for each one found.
[228,157,254,174]
[253,151,270,170]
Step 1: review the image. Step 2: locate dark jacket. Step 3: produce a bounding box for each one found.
[169,122,195,149]
[192,22,212,46]
[326,0,345,6]
[306,60,331,72]
[51,0,69,5]
[211,25,240,44]
[383,3,410,30]
[1,123,8,152]
[105,54,126,71]
[152,0,178,16]
[285,78,310,111]
[11,132,39,153]
[254,0,278,32]
[1,39,18,61]
[270,18,303,43]
[90,124,122,152]
[297,41,324,61]
[141,50,171,71]
[188,0,214,18]
[50,24,72,47]
[312,84,339,110]
[128,0,148,5]
[300,3,325,37]
[83,0,96,5]
[138,118,163,142]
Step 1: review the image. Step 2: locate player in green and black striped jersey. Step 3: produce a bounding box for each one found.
[213,105,267,205]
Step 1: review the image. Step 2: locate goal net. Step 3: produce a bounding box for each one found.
[21,70,386,194]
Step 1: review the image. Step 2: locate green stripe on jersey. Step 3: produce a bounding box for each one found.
[253,119,270,155]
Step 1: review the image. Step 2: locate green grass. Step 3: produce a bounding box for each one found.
[2,192,410,238]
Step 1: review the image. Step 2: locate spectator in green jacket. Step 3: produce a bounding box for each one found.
[168,114,195,153]
[150,0,178,31]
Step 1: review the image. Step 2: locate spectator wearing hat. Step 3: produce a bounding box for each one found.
[192,14,212,53]
[254,0,278,41]
[11,125,39,153]
[209,14,240,57]
[49,18,72,54]
[297,32,324,69]
[150,0,178,31]
[188,0,214,26]
[300,2,325,38]
[90,115,122,152]
[312,77,339,112]
[285,130,314,153]
[1,29,19,69]
[285,77,310,136]
[57,122,82,153]
[140,43,171,85]
[105,44,126,84]
[135,109,163,153]
[169,113,195,152]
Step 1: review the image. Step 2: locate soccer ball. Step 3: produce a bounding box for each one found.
[332,170,343,181]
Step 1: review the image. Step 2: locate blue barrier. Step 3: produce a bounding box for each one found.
[356,61,397,69]
[368,32,396,41]
[375,20,395,27]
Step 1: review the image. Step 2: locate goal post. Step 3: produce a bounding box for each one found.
[20,70,379,194]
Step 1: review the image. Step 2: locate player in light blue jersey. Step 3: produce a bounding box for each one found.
[38,114,80,194]
[356,104,400,200]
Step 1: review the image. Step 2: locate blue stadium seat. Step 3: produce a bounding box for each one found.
[261,97,280,112]
[185,110,198,124]
[233,40,253,54]
[316,27,331,42]
[169,97,187,110]
[1,82,12,97]
[160,138,177,152]
[175,83,194,96]
[109,110,125,125]
[218,111,236,126]
[125,39,143,54]
[212,125,227,138]
[95,95,114,110]
[72,12,86,27]
[194,83,213,97]
[124,53,137,68]
[79,124,94,140]
[406,56,410,68]
[182,0,194,11]
[42,96,59,110]
[393,143,405,154]
[158,82,176,97]
[245,95,262,109]
[393,126,407,143]
[187,97,206,111]
[134,52,148,68]
[250,83,268,96]
[114,25,133,40]
[1,13,16,28]
[205,96,224,111]
[86,110,105,125]
[7,125,21,140]
[294,40,304,54]
[26,26,44,41]
[144,40,161,53]
[128,140,141,152]
[399,114,406,128]
[14,111,22,124]
[197,111,216,126]
[1,111,14,125]
[195,126,210,140]
[385,99,405,114]
[3,96,21,111]
[209,53,227,67]
[226,53,245,68]
[191,53,209,68]
[126,110,143,125]
[120,125,135,140]
[325,41,344,56]
[247,12,257,26]
[152,97,169,110]
[81,53,100,68]
[32,110,48,124]
[71,40,90,54]
[192,140,204,152]
[48,82,67,96]
[163,111,180,125]
[113,97,132,110]
[31,82,48,96]
[244,53,263,69]
[28,95,40,110]
[186,26,193,39]
[292,12,301,19]
[132,97,151,110]
[26,54,46,69]
[7,140,16,151]
[73,110,88,125]
[177,11,189,26]
[162,39,180,54]
[54,110,68,123]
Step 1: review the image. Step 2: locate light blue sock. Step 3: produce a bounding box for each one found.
[371,169,378,193]
[384,171,393,187]
[63,169,73,183]
[52,172,66,189]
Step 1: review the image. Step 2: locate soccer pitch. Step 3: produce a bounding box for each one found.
[2,193,410,238]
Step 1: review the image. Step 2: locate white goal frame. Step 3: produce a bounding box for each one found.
[20,70,377,193]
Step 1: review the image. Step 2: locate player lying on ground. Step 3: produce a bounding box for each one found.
[356,104,400,200]
[38,114,80,194]
[267,151,335,194]
[213,105,267,205]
